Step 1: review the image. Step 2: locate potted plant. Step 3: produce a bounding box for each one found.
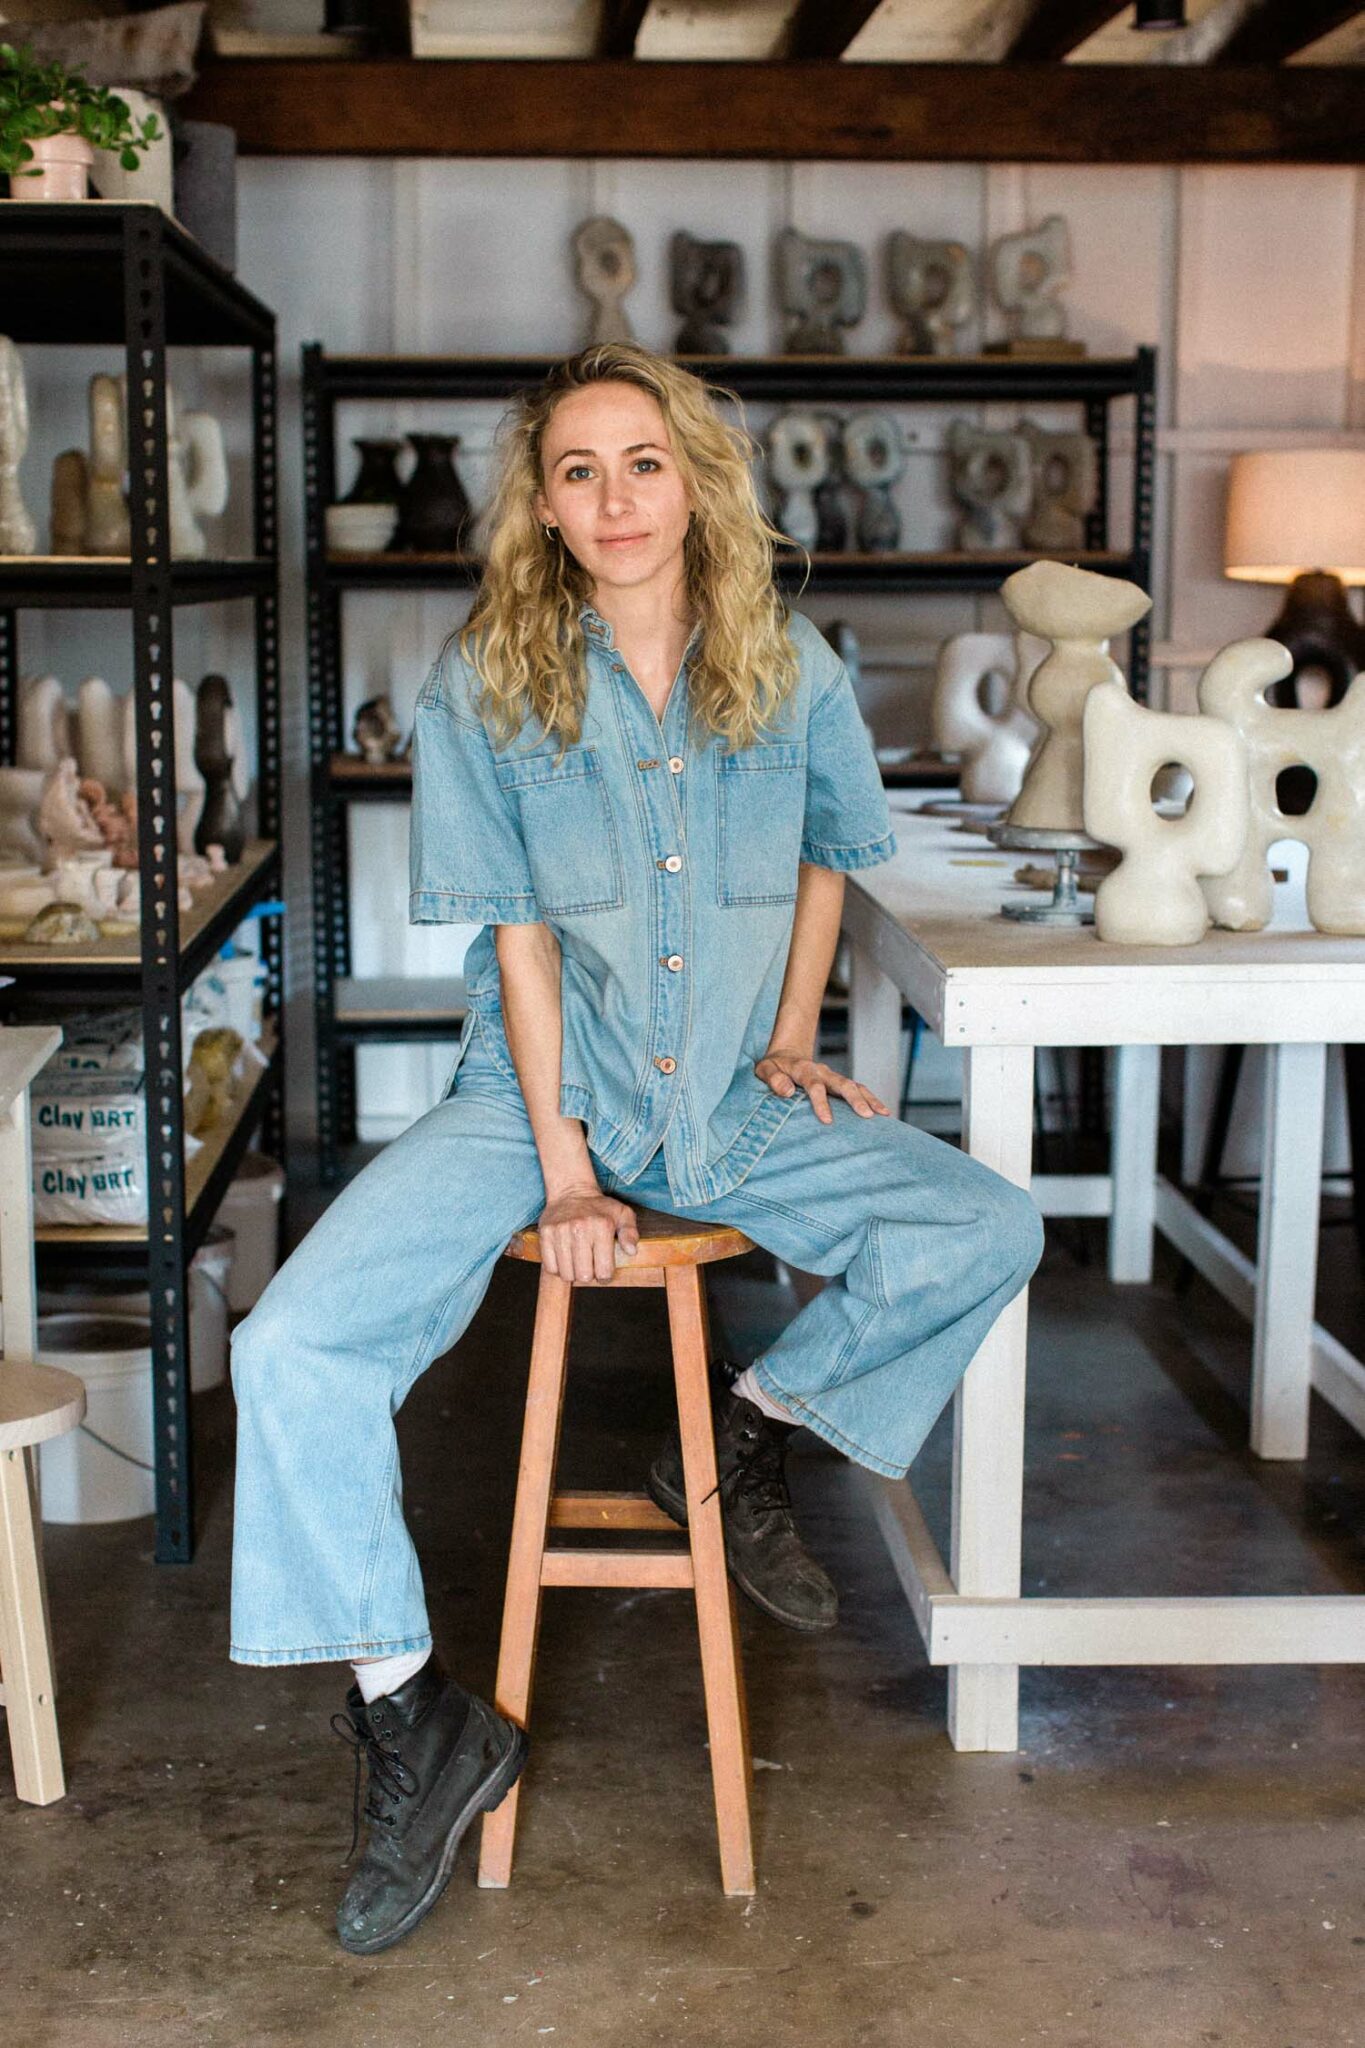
[1,42,161,202]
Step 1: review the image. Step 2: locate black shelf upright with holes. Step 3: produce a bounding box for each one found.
[0,204,285,1562]
[304,342,1157,1184]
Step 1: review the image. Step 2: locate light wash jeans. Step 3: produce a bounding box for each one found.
[228,1025,1043,1666]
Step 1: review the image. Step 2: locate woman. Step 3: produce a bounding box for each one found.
[228,342,1043,1956]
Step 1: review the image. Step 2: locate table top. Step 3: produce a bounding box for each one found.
[0,1026,62,1121]
[844,804,1365,1050]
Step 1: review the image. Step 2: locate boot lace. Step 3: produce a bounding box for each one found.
[330,1707,419,1865]
[722,1413,792,1517]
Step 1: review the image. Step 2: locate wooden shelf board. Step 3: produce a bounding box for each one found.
[336,974,467,1023]
[0,838,279,970]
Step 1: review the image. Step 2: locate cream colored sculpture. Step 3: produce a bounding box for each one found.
[36,759,105,863]
[0,768,48,862]
[988,216,1072,344]
[1198,637,1365,935]
[17,674,70,771]
[573,217,637,346]
[1021,424,1098,552]
[931,630,1045,805]
[76,676,125,797]
[1001,560,1153,832]
[86,372,131,555]
[167,387,229,559]
[1082,688,1249,946]
[0,335,37,554]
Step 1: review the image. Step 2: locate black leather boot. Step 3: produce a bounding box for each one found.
[646,1362,838,1632]
[331,1655,528,1955]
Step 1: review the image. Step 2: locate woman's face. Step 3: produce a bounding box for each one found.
[534,380,693,601]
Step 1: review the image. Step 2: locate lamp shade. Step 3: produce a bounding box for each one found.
[1225,449,1365,587]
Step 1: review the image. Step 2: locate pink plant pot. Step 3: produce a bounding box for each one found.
[13,129,94,202]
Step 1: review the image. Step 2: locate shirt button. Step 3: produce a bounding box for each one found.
[654,1055,677,1074]
[668,756,684,774]
[658,854,683,873]
[662,954,684,972]
[637,758,659,770]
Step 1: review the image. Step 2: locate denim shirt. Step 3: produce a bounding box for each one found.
[408,604,896,1204]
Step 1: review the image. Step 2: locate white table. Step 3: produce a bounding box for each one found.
[843,808,1365,1752]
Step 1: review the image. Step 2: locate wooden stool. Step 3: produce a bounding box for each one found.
[477,1207,758,1897]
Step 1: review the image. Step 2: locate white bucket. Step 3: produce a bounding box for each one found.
[36,1225,238,1394]
[214,949,265,1044]
[213,1151,285,1310]
[36,1312,155,1524]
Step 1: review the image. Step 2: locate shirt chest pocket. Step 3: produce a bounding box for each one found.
[715,741,807,906]
[494,745,625,917]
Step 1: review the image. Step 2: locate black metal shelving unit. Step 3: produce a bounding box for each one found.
[0,204,284,1563]
[304,343,1157,1184]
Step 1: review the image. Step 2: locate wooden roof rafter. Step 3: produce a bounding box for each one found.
[1006,0,1130,62]
[598,0,651,59]
[1215,0,1365,61]
[785,1,888,60]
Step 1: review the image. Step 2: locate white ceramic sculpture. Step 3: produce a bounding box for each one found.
[86,373,130,555]
[948,422,1033,549]
[77,676,125,797]
[0,336,37,555]
[17,674,71,770]
[36,758,106,863]
[1001,559,1153,833]
[0,768,49,862]
[1082,688,1250,945]
[931,630,1045,805]
[766,412,829,551]
[989,216,1072,344]
[122,677,204,854]
[1198,638,1365,935]
[886,233,976,356]
[167,388,229,559]
[573,216,638,346]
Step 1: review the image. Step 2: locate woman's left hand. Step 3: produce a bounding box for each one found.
[755,1050,890,1126]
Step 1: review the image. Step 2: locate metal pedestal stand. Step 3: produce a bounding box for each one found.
[988,821,1101,926]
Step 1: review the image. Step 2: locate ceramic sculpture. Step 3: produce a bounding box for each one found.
[988,216,1072,345]
[813,413,851,553]
[50,450,86,555]
[1082,688,1250,945]
[0,336,37,554]
[671,232,743,354]
[777,229,867,355]
[121,678,204,854]
[948,422,1032,549]
[574,217,637,345]
[0,768,48,862]
[886,234,975,357]
[396,434,471,553]
[343,438,404,507]
[1197,638,1365,935]
[76,676,125,797]
[766,411,829,552]
[167,387,229,558]
[36,758,106,863]
[195,674,245,863]
[86,373,130,555]
[931,631,1045,806]
[1001,560,1153,833]
[0,865,55,921]
[844,411,905,553]
[23,902,101,946]
[1022,425,1097,552]
[79,775,137,868]
[18,674,71,770]
[354,694,402,764]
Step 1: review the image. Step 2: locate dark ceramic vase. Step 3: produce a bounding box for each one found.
[343,438,404,507]
[397,433,472,553]
[194,673,246,864]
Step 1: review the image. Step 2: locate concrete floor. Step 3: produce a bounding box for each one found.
[3,1175,1364,2048]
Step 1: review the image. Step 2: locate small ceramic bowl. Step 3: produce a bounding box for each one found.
[325,503,399,555]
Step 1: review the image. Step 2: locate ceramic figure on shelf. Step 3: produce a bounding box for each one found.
[813,413,851,554]
[573,216,638,346]
[194,674,246,864]
[23,901,101,946]
[765,411,829,552]
[78,774,136,867]
[50,449,87,555]
[886,234,976,357]
[0,865,56,921]
[167,388,229,559]
[36,757,106,863]
[671,232,743,355]
[0,767,48,862]
[844,411,906,554]
[988,216,1073,347]
[1022,425,1097,552]
[0,336,37,555]
[777,228,867,356]
[948,422,1032,550]
[396,434,472,554]
[121,678,204,853]
[17,674,71,771]
[354,694,402,765]
[85,373,130,556]
[1197,638,1365,935]
[931,630,1045,807]
[1082,689,1250,946]
[1001,559,1153,834]
[343,438,405,508]
[52,848,115,921]
[76,675,125,797]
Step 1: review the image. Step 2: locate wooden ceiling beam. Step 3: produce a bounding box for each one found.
[1006,1,1129,62]
[1216,1,1365,62]
[785,1,887,60]
[598,1,652,59]
[180,58,1365,163]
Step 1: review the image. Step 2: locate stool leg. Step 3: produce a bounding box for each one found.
[0,1444,65,1804]
[478,1269,574,1889]
[665,1265,755,1898]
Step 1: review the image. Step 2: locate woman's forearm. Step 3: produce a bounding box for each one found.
[494,922,598,1198]
[767,863,846,1059]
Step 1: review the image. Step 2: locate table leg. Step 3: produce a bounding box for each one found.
[1252,1041,1327,1460]
[849,943,903,1113]
[948,1043,1035,1752]
[1110,1045,1160,1284]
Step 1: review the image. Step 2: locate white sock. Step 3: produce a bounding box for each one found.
[731,1365,796,1426]
[351,1645,430,1705]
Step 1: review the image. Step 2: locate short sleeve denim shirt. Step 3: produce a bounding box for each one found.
[409,604,896,1204]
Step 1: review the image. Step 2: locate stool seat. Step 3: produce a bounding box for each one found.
[505,1205,752,1277]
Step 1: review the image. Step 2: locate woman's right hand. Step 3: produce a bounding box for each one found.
[538,1185,640,1283]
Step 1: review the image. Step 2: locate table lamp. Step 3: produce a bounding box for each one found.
[1224,448,1365,711]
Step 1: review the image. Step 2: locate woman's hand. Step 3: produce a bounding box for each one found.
[538,1184,640,1283]
[756,1049,890,1126]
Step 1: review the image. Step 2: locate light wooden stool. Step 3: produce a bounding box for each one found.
[477,1207,758,1897]
[0,1026,86,1805]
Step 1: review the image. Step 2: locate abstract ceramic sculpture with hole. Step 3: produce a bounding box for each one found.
[1197,637,1365,935]
[931,630,1045,806]
[1082,686,1250,946]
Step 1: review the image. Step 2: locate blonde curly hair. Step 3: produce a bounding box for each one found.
[458,342,802,750]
